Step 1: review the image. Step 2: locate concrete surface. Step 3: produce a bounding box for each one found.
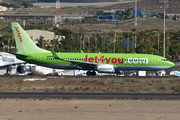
[0,99,180,120]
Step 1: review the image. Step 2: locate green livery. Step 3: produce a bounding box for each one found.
[11,22,175,75]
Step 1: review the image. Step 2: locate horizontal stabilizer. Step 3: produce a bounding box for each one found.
[8,52,29,57]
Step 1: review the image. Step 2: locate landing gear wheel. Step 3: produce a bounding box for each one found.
[86,71,91,76]
[86,71,96,76]
[4,73,10,75]
[92,71,96,76]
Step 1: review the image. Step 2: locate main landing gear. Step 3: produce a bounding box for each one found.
[86,71,96,76]
[4,65,10,75]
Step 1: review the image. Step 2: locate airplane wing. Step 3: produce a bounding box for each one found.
[0,54,26,68]
[0,61,26,69]
[51,49,98,68]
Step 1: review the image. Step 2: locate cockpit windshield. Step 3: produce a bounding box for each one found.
[161,59,168,61]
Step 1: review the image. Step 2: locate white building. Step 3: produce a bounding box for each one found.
[25,30,65,44]
[103,9,120,14]
[0,6,7,11]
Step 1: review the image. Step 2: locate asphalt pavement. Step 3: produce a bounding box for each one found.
[0,92,180,99]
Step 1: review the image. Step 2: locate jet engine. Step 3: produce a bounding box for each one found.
[97,64,115,73]
[17,65,27,73]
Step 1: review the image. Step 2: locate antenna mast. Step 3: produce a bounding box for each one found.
[55,0,61,25]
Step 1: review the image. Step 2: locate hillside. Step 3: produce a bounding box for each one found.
[102,0,180,14]
[60,18,180,33]
[4,0,180,14]
[5,0,125,3]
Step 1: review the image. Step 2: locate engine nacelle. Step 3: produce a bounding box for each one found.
[17,65,26,73]
[97,64,115,73]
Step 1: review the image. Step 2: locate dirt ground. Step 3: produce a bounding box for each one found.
[0,76,180,93]
[0,77,180,120]
[0,99,180,120]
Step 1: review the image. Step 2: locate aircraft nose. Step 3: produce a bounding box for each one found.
[169,61,175,67]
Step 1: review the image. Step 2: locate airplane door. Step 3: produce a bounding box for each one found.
[152,57,156,65]
[37,55,41,63]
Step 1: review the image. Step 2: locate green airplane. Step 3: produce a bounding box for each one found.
[11,22,175,76]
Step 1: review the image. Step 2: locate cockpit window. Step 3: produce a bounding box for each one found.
[161,59,167,61]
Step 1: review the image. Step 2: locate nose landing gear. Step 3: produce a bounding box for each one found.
[156,70,166,76]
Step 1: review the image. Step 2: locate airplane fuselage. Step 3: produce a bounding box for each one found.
[17,52,174,71]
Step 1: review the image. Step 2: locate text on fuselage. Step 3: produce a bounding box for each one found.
[15,27,23,42]
[85,55,148,64]
[1,56,15,62]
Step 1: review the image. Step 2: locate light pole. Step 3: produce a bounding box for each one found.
[114,34,116,53]
[84,35,91,53]
[88,36,90,53]
[8,39,10,52]
[83,36,85,50]
[92,32,97,53]
[167,36,169,55]
[132,32,136,49]
[134,33,137,48]
[114,31,118,53]
[157,34,160,54]
[42,38,44,49]
[2,42,4,52]
[101,35,103,52]
[127,34,130,52]
[80,36,82,50]
[135,0,137,26]
[159,0,169,58]
[95,37,97,53]
[103,35,108,53]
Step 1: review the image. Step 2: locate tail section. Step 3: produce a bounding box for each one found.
[11,22,49,54]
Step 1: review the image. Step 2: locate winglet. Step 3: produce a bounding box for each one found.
[50,49,62,60]
[80,50,84,53]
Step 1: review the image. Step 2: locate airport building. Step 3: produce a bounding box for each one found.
[0,6,7,11]
[25,30,65,45]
